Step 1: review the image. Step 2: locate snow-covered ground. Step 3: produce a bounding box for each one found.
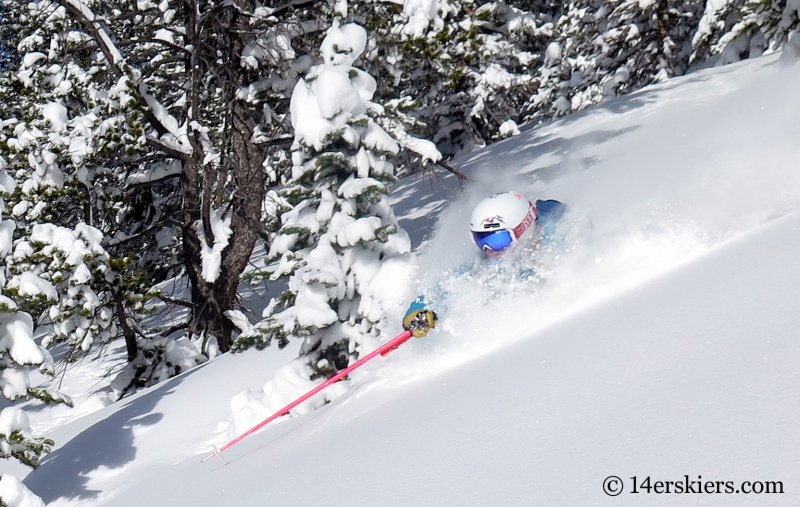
[4,52,800,506]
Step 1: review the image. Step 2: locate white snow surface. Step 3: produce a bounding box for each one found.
[0,474,44,507]
[3,53,800,506]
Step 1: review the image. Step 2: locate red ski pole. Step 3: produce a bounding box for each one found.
[202,329,413,462]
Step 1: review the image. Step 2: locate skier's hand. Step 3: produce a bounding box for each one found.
[403,296,437,338]
[404,309,437,337]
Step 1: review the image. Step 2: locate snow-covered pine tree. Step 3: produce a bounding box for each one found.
[0,0,316,385]
[0,168,63,507]
[0,1,16,69]
[2,0,785,405]
[525,0,705,122]
[691,0,746,63]
[0,0,172,380]
[692,0,800,64]
[233,22,414,379]
[0,171,67,421]
[361,0,549,158]
[5,223,118,358]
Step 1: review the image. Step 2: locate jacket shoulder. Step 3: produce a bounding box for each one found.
[534,199,567,220]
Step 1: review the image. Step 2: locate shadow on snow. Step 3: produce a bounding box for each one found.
[23,370,197,504]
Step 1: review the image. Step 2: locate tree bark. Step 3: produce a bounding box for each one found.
[59,0,270,355]
[182,0,267,353]
[115,295,139,362]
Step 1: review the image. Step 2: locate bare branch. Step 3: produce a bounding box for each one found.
[116,37,189,55]
[436,159,470,182]
[258,0,321,21]
[145,136,190,160]
[399,146,470,182]
[53,0,187,140]
[157,294,195,309]
[125,171,182,187]
[105,218,184,247]
[159,321,190,337]
[54,0,124,79]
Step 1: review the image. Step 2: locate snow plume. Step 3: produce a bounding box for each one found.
[379,54,800,383]
[228,357,349,440]
[230,23,417,436]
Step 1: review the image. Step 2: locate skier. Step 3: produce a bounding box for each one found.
[402,191,567,337]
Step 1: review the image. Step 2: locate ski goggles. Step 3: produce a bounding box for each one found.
[471,229,516,252]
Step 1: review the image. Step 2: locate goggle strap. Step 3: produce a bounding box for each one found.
[512,202,537,239]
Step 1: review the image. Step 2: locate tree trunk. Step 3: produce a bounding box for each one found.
[182,0,267,353]
[115,295,138,362]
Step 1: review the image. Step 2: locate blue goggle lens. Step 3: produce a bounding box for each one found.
[471,229,514,252]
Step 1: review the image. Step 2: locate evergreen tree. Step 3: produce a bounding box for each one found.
[691,0,745,63]
[0,169,62,507]
[526,0,706,122]
[0,174,66,402]
[692,0,800,64]
[0,1,17,70]
[0,0,320,388]
[361,0,553,157]
[0,0,182,386]
[1,0,792,404]
[233,22,416,378]
[0,408,53,469]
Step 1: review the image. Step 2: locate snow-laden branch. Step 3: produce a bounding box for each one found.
[55,0,192,155]
[60,0,124,65]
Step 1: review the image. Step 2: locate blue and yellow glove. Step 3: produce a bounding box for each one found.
[402,296,437,338]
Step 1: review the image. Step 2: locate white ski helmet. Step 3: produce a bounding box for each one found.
[469,191,537,253]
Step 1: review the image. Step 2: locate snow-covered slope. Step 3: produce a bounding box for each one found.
[109,202,800,507]
[6,53,800,506]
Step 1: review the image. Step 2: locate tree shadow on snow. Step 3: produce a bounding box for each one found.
[449,83,684,189]
[455,65,733,186]
[22,373,193,504]
[391,62,732,243]
[463,122,641,187]
[390,169,465,248]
